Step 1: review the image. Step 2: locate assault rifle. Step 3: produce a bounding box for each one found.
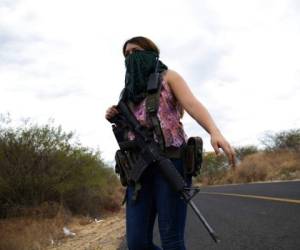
[109,100,220,244]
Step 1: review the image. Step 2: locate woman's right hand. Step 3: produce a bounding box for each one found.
[105,105,119,121]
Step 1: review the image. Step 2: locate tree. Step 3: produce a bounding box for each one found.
[260,129,300,152]
[234,145,259,161]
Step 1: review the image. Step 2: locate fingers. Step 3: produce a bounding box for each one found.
[222,143,236,169]
[212,139,236,169]
[105,105,119,120]
[212,141,221,156]
[230,147,236,169]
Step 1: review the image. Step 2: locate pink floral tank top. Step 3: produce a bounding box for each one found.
[128,74,187,147]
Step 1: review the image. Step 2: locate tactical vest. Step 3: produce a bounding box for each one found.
[119,64,203,177]
[120,70,184,160]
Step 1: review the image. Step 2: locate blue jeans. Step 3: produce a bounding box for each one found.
[126,158,192,250]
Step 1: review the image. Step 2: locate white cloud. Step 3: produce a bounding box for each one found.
[0,0,299,163]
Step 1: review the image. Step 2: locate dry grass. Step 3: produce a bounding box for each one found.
[0,184,125,250]
[226,150,299,184]
[46,209,126,250]
[201,150,300,186]
[0,202,70,250]
[0,202,125,250]
[0,186,124,250]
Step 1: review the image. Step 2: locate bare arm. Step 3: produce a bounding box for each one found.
[166,69,236,167]
[166,70,219,135]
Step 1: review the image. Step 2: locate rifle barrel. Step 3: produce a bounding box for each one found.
[183,193,220,243]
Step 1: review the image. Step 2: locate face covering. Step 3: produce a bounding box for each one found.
[124,50,168,104]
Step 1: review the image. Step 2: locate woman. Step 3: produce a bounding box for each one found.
[106,36,236,250]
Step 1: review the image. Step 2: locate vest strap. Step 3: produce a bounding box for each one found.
[146,74,166,151]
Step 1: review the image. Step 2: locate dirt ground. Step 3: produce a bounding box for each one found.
[47,209,126,250]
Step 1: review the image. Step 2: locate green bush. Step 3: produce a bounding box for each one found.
[0,115,121,218]
[234,145,259,161]
[196,151,228,185]
[260,129,300,152]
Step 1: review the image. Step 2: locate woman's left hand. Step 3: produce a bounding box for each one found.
[210,131,236,169]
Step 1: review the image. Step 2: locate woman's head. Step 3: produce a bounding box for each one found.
[122,36,160,57]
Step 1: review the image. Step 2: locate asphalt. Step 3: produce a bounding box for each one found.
[118,180,300,250]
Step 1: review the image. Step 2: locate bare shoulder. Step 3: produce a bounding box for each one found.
[164,69,181,81]
[163,69,187,90]
[163,69,184,88]
[162,69,196,108]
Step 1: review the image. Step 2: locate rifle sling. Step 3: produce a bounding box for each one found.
[146,75,166,152]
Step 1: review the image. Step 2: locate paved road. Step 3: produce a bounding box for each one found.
[119,180,300,250]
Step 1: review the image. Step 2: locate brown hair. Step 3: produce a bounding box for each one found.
[122,36,160,57]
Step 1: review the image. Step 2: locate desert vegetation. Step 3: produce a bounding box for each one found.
[197,128,300,185]
[0,114,123,250]
[0,113,299,249]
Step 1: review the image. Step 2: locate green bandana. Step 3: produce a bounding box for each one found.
[124,50,168,104]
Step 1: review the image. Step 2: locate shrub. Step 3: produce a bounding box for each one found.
[196,152,228,185]
[260,129,300,152]
[234,145,259,161]
[218,150,300,184]
[235,153,268,183]
[0,116,121,218]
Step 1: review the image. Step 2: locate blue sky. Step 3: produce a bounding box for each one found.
[1,0,299,163]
